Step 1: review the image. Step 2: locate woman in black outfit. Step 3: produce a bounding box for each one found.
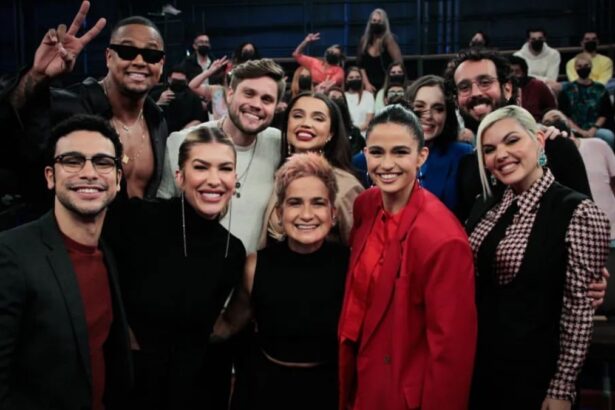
[215,153,347,410]
[105,127,245,409]
[356,8,403,93]
[466,106,609,410]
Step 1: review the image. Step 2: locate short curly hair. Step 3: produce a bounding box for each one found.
[443,47,517,103]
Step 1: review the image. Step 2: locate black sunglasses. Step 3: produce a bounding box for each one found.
[108,44,165,64]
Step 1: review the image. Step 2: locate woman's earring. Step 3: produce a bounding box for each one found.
[489,173,497,186]
[537,149,548,167]
[287,143,293,156]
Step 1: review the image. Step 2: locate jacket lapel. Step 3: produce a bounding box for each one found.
[360,184,424,351]
[39,212,92,385]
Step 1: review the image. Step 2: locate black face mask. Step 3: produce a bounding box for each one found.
[530,39,544,53]
[325,52,340,65]
[370,23,385,35]
[197,45,210,56]
[576,67,591,79]
[584,41,598,53]
[169,80,188,93]
[469,40,485,48]
[515,75,530,87]
[346,79,362,91]
[298,76,312,91]
[389,74,405,85]
[240,50,255,61]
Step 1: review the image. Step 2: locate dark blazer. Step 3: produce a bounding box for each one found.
[0,212,132,410]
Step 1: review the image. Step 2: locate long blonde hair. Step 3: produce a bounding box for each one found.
[358,8,393,55]
[476,105,540,199]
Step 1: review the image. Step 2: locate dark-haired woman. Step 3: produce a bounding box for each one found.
[260,92,363,246]
[356,8,403,92]
[293,32,345,87]
[338,105,477,410]
[407,75,473,214]
[374,62,407,112]
[104,127,245,409]
[232,42,260,67]
[326,86,366,155]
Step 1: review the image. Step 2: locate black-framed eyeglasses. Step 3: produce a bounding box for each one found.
[108,44,165,64]
[54,153,119,174]
[455,75,499,96]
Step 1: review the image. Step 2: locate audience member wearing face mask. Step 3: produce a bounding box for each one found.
[513,28,561,84]
[566,31,614,85]
[356,8,403,93]
[292,32,345,87]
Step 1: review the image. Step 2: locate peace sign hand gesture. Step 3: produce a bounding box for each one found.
[32,1,106,79]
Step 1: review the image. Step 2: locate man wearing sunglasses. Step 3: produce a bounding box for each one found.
[7,0,167,204]
[0,114,131,410]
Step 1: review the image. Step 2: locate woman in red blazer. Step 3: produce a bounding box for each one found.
[338,105,477,410]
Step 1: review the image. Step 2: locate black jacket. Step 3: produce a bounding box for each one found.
[0,211,132,409]
[7,74,167,201]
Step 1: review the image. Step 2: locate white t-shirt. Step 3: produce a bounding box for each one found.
[157,120,281,252]
[345,91,375,134]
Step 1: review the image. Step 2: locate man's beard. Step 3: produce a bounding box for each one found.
[460,94,510,133]
[227,106,269,136]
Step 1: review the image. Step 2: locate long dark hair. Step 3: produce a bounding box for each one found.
[406,75,459,149]
[232,42,261,65]
[280,92,354,174]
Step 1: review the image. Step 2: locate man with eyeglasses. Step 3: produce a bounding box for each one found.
[0,114,131,410]
[7,0,167,203]
[443,47,591,219]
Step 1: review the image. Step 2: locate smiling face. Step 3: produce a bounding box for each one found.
[411,85,446,141]
[278,176,335,254]
[481,117,544,193]
[46,131,121,222]
[106,24,164,97]
[454,59,512,122]
[175,142,236,219]
[226,77,278,136]
[287,96,332,152]
[365,122,428,213]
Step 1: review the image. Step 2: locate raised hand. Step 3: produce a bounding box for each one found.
[32,0,106,79]
[304,33,321,43]
[207,56,229,74]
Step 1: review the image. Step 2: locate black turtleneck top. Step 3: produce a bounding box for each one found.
[251,240,349,363]
[104,197,245,351]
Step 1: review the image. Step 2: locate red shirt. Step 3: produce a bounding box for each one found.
[63,234,113,410]
[294,53,345,86]
[340,208,402,344]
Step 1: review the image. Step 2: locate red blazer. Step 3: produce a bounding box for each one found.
[339,185,477,410]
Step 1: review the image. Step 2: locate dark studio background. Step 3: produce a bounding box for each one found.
[1,0,613,84]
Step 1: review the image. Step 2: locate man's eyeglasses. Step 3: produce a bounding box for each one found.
[455,75,499,96]
[54,154,119,174]
[108,44,165,64]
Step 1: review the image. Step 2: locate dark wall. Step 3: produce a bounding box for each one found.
[1,0,612,81]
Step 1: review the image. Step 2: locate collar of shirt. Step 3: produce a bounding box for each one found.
[498,168,555,217]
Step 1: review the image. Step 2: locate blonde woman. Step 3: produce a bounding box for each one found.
[466,105,610,410]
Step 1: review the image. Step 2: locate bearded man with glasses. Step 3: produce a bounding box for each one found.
[6,1,167,202]
[0,114,131,410]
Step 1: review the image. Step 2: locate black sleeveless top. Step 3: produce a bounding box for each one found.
[252,240,349,363]
[358,47,392,90]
